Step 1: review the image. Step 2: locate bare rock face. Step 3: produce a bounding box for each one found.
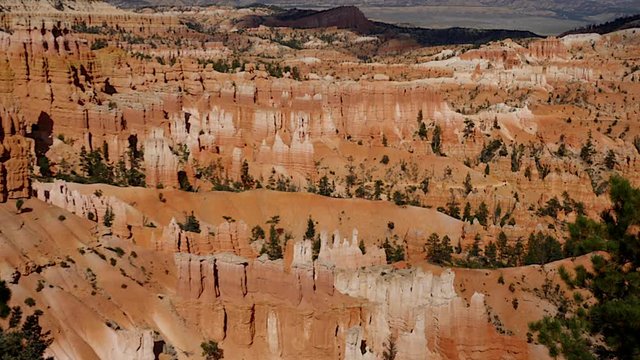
[32,181,142,236]
[317,229,386,269]
[0,106,33,202]
[336,268,530,360]
[1,3,638,359]
[528,37,568,59]
[158,217,255,257]
[172,251,530,359]
[0,21,451,188]
[143,128,180,188]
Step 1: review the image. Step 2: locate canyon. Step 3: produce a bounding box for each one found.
[0,1,638,359]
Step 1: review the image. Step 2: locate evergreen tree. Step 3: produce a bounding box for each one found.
[240,160,255,190]
[580,131,596,165]
[416,109,427,140]
[250,225,265,242]
[475,202,489,226]
[382,238,405,264]
[441,235,453,263]
[374,180,384,200]
[455,239,462,254]
[497,231,509,262]
[604,149,617,170]
[556,143,567,157]
[530,176,640,359]
[201,340,224,360]
[179,212,201,233]
[512,237,524,266]
[420,177,430,194]
[37,156,52,179]
[0,281,53,360]
[493,202,502,226]
[264,223,283,260]
[103,206,115,227]
[463,173,473,195]
[426,233,453,265]
[485,241,497,266]
[79,146,114,184]
[382,336,398,360]
[446,196,461,219]
[318,175,333,197]
[463,118,475,139]
[15,199,24,214]
[431,125,442,155]
[510,143,525,172]
[469,234,482,258]
[304,216,316,240]
[312,236,321,261]
[417,121,428,140]
[563,215,607,257]
[524,232,563,265]
[463,202,472,222]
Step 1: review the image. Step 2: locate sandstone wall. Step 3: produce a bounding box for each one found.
[174,252,530,359]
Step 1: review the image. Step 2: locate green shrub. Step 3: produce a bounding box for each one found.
[91,39,108,50]
[382,238,405,264]
[179,212,201,233]
[201,340,224,360]
[103,206,115,227]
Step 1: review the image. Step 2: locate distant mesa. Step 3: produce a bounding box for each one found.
[237,5,541,46]
[238,6,374,33]
[560,14,640,37]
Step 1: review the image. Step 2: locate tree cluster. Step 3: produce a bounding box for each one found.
[529,176,640,359]
[0,280,53,359]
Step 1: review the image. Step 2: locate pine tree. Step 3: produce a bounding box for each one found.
[265,223,283,260]
[512,237,524,266]
[463,118,475,139]
[382,336,398,360]
[15,199,24,214]
[103,206,115,227]
[524,232,562,265]
[580,131,596,165]
[201,340,224,360]
[475,202,489,226]
[463,173,473,195]
[240,160,255,190]
[180,211,201,233]
[469,234,482,258]
[556,143,567,157]
[455,239,462,254]
[304,216,315,240]
[441,235,453,263]
[417,121,427,140]
[431,125,442,155]
[485,241,497,266]
[463,202,472,222]
[446,192,461,219]
[604,149,617,170]
[426,233,440,262]
[497,231,509,262]
[0,281,53,360]
[318,175,333,197]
